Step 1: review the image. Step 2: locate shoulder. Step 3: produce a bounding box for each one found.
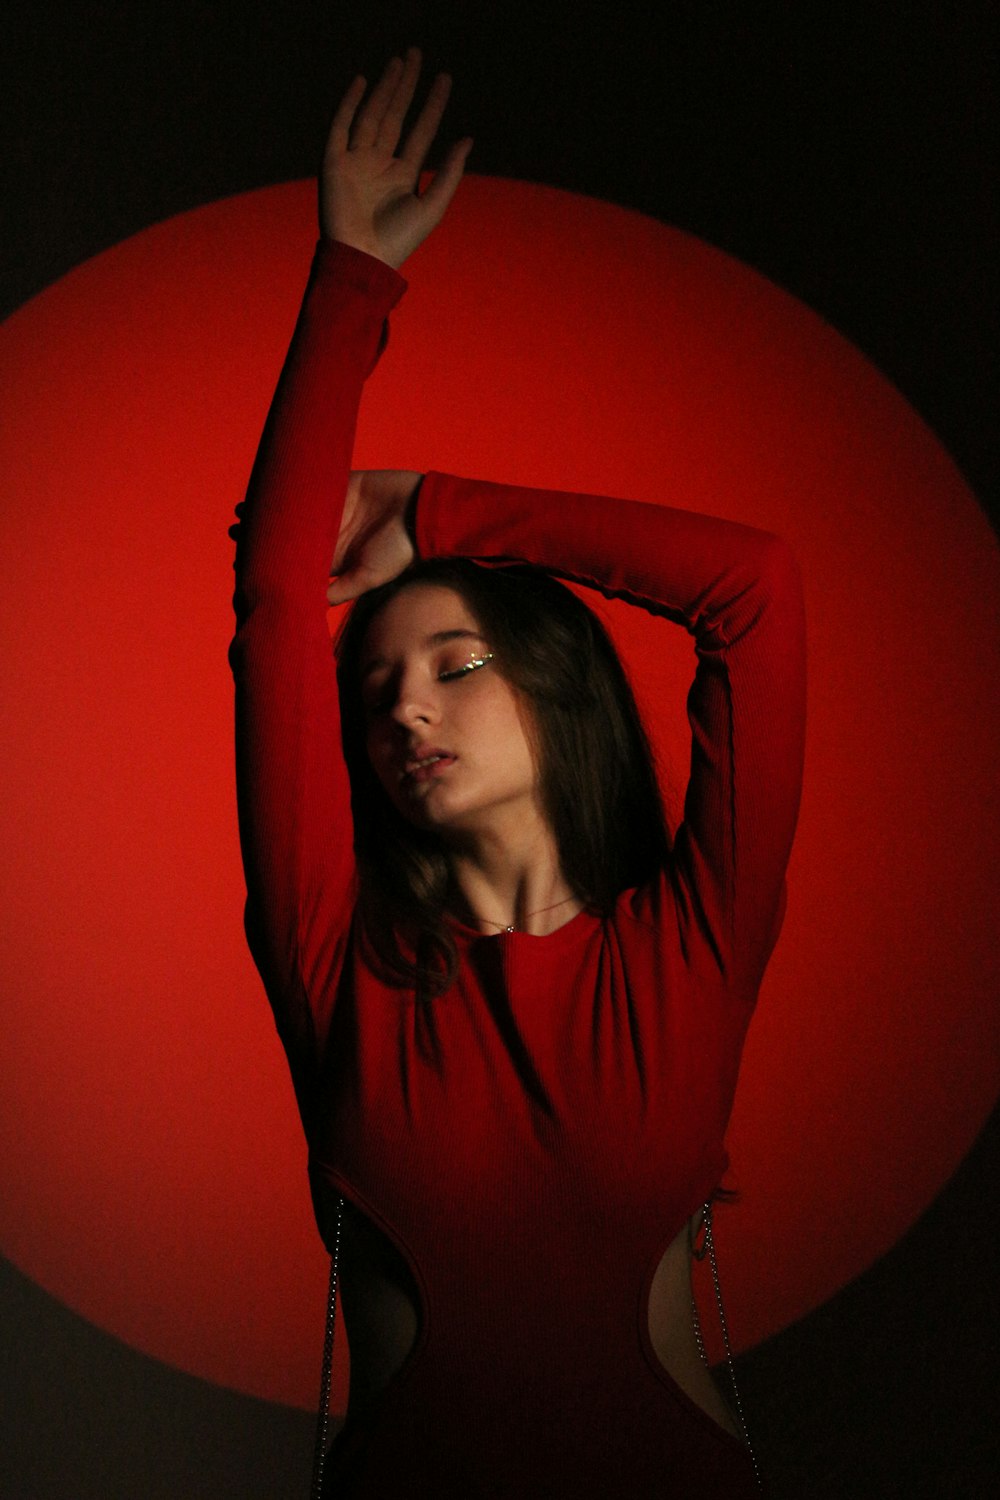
[610,868,748,1001]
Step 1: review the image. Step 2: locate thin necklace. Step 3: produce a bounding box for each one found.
[475,894,580,935]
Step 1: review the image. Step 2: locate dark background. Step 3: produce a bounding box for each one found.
[2,2,997,1496]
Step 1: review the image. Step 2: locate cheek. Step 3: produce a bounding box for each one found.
[479,693,538,780]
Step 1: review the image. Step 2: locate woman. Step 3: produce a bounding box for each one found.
[230,47,806,1499]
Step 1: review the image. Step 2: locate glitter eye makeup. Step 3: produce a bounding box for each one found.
[362,651,494,717]
[439,652,494,682]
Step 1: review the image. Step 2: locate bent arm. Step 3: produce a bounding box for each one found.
[415,471,806,993]
[228,239,407,1059]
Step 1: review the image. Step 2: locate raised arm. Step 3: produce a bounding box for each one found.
[228,50,470,1064]
[414,472,807,996]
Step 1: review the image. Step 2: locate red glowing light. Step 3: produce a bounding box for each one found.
[1,177,996,1407]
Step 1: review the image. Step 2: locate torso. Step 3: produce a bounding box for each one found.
[337,1200,422,1424]
[336,1200,743,1444]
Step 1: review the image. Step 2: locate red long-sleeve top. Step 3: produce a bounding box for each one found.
[230,237,805,1498]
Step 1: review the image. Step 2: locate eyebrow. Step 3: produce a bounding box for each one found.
[360,628,488,681]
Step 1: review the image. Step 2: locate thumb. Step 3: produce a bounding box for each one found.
[327,571,369,606]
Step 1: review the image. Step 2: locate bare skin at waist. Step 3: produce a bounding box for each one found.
[337,1202,743,1445]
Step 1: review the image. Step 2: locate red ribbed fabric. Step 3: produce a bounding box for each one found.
[230,238,805,1498]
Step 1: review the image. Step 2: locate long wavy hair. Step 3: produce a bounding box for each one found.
[334,557,672,997]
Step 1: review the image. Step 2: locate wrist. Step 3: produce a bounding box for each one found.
[323,231,395,268]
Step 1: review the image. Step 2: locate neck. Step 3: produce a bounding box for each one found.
[445,813,581,936]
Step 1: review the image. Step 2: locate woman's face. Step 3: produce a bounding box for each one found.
[359,583,541,838]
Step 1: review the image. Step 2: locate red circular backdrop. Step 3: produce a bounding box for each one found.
[1,178,997,1409]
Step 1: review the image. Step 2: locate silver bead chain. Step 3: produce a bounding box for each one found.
[689,1199,764,1492]
[310,1194,343,1500]
[312,1194,762,1496]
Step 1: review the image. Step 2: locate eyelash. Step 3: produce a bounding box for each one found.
[438,652,494,682]
[365,653,493,713]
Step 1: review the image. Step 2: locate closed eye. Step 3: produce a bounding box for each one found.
[363,651,495,716]
[438,652,494,682]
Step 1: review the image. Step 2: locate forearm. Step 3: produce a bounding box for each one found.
[233,239,406,613]
[228,239,406,1042]
[414,469,790,629]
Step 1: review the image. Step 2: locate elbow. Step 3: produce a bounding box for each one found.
[228,585,319,678]
[699,532,804,649]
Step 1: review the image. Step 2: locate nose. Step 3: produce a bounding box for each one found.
[386,669,441,730]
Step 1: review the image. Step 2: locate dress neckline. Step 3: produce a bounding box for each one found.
[443,903,600,950]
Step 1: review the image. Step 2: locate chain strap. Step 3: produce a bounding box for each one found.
[689,1198,764,1492]
[311,1193,762,1496]
[310,1194,344,1500]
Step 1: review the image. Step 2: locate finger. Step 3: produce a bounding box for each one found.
[398,71,452,176]
[416,136,474,226]
[326,73,367,156]
[375,45,422,156]
[352,54,404,149]
[327,570,373,605]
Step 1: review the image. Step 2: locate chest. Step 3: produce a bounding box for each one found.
[311,919,748,1277]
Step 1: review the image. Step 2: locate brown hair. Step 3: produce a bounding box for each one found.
[335,558,672,996]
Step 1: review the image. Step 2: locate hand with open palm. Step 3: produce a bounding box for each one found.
[321,46,473,270]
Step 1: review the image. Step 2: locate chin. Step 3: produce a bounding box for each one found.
[399,797,481,841]
[392,790,456,828]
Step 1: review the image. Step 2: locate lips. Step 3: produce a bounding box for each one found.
[399,747,457,783]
